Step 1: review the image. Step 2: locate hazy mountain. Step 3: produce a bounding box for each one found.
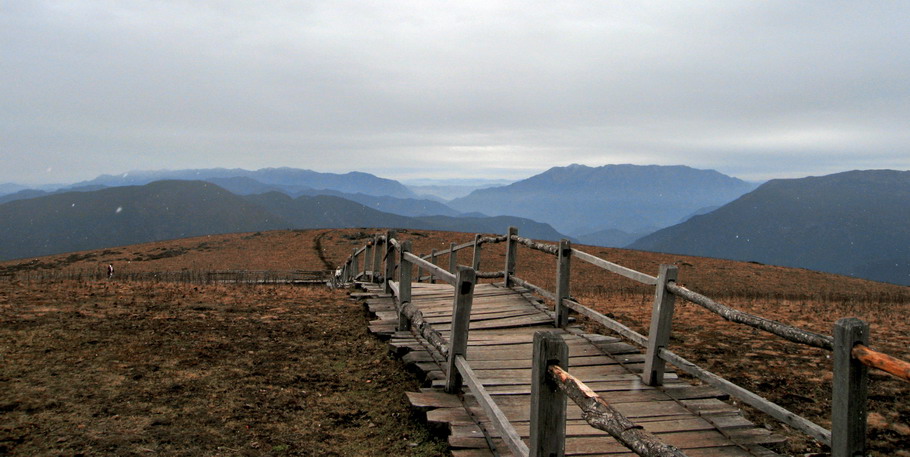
[245,193,567,240]
[244,193,418,229]
[75,167,417,198]
[294,190,461,217]
[576,228,648,248]
[0,181,289,261]
[0,185,109,205]
[0,180,569,260]
[413,215,567,241]
[404,178,515,200]
[629,170,910,285]
[448,164,756,236]
[0,183,29,196]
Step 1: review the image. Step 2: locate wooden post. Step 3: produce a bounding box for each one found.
[397,240,413,331]
[384,230,396,294]
[445,266,477,393]
[504,226,518,287]
[832,317,869,457]
[530,331,568,457]
[449,242,457,273]
[471,234,482,271]
[372,236,383,284]
[643,265,679,386]
[351,248,359,281]
[555,239,571,328]
[430,249,438,284]
[363,240,373,282]
[416,253,424,283]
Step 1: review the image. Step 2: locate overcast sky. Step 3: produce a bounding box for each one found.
[3,1,909,185]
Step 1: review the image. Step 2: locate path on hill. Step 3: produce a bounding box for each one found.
[313,231,335,270]
[362,281,786,457]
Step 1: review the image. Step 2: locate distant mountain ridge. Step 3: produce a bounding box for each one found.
[448,164,756,237]
[74,167,417,199]
[0,180,567,261]
[630,170,910,285]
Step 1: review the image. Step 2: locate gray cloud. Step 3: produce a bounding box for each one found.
[3,1,909,185]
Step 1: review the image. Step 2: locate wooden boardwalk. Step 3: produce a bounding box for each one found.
[363,281,786,457]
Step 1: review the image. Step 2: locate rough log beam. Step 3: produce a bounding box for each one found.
[398,300,449,359]
[477,235,508,245]
[548,365,688,457]
[853,344,910,382]
[666,284,834,350]
[475,271,505,279]
[511,235,559,256]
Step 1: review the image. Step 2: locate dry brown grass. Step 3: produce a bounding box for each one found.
[0,277,448,456]
[2,227,909,456]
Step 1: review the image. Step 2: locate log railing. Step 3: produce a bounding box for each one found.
[338,226,910,457]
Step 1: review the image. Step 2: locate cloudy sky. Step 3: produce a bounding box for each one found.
[3,1,909,185]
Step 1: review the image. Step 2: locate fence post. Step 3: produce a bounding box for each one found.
[372,236,384,284]
[430,249,438,284]
[472,234,483,271]
[643,264,679,386]
[384,230,396,294]
[398,240,413,331]
[364,240,373,282]
[530,331,567,457]
[416,253,424,283]
[832,318,869,457]
[351,248,359,281]
[449,242,457,273]
[504,226,518,287]
[555,239,572,328]
[445,266,477,393]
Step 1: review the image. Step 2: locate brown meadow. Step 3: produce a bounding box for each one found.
[2,228,908,456]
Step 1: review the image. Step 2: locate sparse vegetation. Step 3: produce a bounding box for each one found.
[1,228,908,456]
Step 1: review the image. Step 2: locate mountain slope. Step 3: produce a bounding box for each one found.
[448,164,755,236]
[244,193,418,229]
[629,170,910,285]
[75,167,417,198]
[0,181,290,261]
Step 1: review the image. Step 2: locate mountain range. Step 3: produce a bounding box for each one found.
[0,181,564,261]
[630,170,910,285]
[448,164,757,237]
[3,165,910,287]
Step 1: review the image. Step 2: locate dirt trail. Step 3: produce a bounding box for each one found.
[313,231,335,270]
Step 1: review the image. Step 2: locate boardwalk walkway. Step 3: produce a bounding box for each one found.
[362,281,786,457]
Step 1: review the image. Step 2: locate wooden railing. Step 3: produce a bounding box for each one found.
[338,227,910,457]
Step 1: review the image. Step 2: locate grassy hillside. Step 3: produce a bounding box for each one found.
[2,228,908,455]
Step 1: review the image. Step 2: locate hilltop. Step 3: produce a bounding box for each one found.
[2,229,908,456]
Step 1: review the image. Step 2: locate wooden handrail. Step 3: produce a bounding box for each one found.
[455,356,529,457]
[509,275,557,301]
[548,365,688,457]
[666,283,834,350]
[403,252,456,285]
[511,234,559,255]
[475,270,505,279]
[657,347,831,445]
[852,344,910,382]
[571,248,658,285]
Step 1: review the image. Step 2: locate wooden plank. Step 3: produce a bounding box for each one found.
[406,391,463,410]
